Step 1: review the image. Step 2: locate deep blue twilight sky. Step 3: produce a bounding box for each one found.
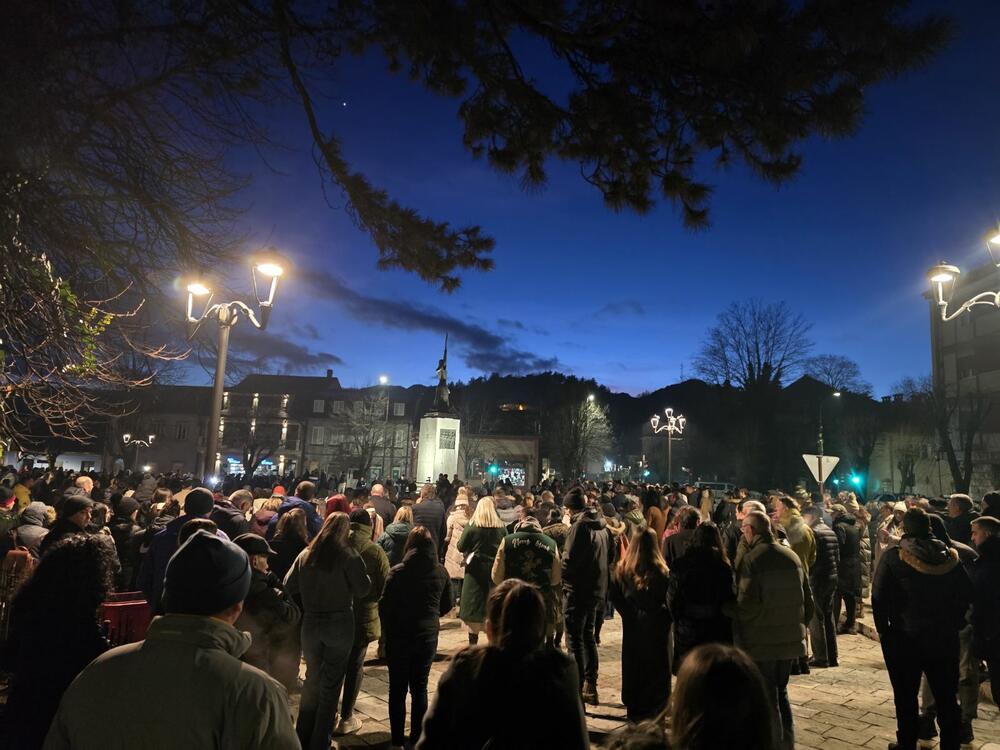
[201,1,1000,397]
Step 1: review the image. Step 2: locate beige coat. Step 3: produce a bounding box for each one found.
[444,508,472,579]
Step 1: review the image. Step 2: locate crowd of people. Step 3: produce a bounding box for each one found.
[0,464,997,749]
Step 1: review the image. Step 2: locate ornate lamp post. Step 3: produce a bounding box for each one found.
[123,432,155,472]
[926,231,1000,321]
[185,250,286,481]
[650,407,686,484]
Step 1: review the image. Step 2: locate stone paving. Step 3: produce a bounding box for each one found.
[292,610,999,750]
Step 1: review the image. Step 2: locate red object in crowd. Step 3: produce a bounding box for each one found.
[326,494,351,516]
[100,592,153,646]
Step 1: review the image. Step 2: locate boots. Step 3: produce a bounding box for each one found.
[581,681,599,705]
[468,632,479,645]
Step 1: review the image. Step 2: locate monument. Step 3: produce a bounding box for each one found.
[415,336,461,484]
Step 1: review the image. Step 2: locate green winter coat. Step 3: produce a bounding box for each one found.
[457,523,506,625]
[43,615,298,750]
[349,521,390,643]
[726,534,814,662]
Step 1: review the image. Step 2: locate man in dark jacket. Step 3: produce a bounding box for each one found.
[108,497,144,591]
[412,486,447,558]
[872,508,973,750]
[136,488,216,613]
[662,506,700,567]
[14,501,49,558]
[38,496,94,556]
[266,481,322,539]
[210,490,250,539]
[831,503,862,634]
[368,483,397,528]
[492,515,561,641]
[969,516,1000,709]
[561,487,613,705]
[945,494,978,548]
[803,505,840,668]
[727,511,813,750]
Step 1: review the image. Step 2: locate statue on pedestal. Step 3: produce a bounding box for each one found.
[433,335,451,412]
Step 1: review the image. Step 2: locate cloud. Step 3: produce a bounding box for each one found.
[301,271,562,375]
[229,325,344,374]
[497,318,549,336]
[289,322,321,340]
[594,301,646,318]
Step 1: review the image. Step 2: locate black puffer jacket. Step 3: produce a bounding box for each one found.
[833,514,862,593]
[210,499,249,539]
[562,508,612,605]
[809,520,840,586]
[380,546,454,642]
[872,535,973,641]
[107,515,143,591]
[970,535,1000,655]
[667,546,734,673]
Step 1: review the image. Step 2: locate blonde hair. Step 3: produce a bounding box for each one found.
[393,506,414,524]
[470,496,504,528]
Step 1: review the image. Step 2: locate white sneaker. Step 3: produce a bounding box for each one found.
[335,715,363,735]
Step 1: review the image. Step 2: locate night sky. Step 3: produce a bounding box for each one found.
[202,1,1000,397]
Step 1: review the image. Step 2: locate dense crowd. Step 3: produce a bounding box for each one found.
[0,465,997,750]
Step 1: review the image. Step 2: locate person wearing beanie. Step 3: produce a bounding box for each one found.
[14,501,50,558]
[136,487,223,614]
[561,483,614,705]
[231,533,301,691]
[327,508,389,736]
[108,496,143,590]
[872,507,973,750]
[44,531,298,749]
[38,495,94,556]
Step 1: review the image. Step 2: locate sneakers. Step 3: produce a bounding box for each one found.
[334,715,363,735]
[581,681,599,705]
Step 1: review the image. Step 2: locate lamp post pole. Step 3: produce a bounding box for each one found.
[186,250,286,482]
[650,408,686,484]
[379,375,390,480]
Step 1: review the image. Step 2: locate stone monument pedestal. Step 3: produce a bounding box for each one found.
[415,412,460,484]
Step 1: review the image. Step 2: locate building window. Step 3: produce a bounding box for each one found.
[151,422,165,437]
[396,426,406,446]
[393,402,405,417]
[332,400,346,414]
[311,426,324,445]
[175,423,189,441]
[439,429,456,450]
[312,399,324,413]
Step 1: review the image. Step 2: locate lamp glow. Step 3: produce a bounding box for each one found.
[187,282,211,296]
[990,231,1000,246]
[256,262,284,278]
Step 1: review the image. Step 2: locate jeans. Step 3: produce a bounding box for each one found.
[920,624,977,723]
[564,598,600,685]
[387,634,438,746]
[334,639,370,720]
[298,611,355,750]
[809,581,838,666]
[755,659,795,750]
[881,630,961,750]
[834,589,857,630]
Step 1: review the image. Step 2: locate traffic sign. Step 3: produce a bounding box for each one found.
[802,454,839,485]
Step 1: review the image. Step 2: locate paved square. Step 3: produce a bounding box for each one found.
[291,612,999,749]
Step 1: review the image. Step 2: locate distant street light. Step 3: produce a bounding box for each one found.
[927,231,1000,321]
[650,407,686,484]
[587,393,595,402]
[186,249,286,480]
[123,433,155,472]
[818,391,841,456]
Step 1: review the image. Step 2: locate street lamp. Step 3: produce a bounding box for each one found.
[817,391,841,456]
[186,249,287,480]
[926,231,1000,321]
[650,407,686,484]
[123,433,155,472]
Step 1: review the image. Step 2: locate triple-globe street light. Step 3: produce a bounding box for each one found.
[650,407,686,485]
[122,432,155,472]
[185,250,286,481]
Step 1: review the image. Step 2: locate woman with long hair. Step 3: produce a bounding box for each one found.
[283,512,371,750]
[2,535,115,749]
[456,496,507,645]
[642,487,667,540]
[379,526,454,750]
[420,580,588,749]
[270,507,309,581]
[443,490,473,606]
[670,643,774,750]
[610,528,672,721]
[667,522,735,673]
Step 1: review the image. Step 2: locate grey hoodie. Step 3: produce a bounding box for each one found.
[16,501,49,558]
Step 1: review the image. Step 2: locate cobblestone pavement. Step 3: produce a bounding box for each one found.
[292,611,999,750]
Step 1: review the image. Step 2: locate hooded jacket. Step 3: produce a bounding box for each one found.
[348,521,390,643]
[872,534,973,640]
[779,507,817,574]
[43,615,299,750]
[561,507,613,605]
[492,517,560,591]
[15,501,50,558]
[377,521,412,567]
[209,499,249,539]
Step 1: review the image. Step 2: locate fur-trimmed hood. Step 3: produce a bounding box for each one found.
[899,536,959,575]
